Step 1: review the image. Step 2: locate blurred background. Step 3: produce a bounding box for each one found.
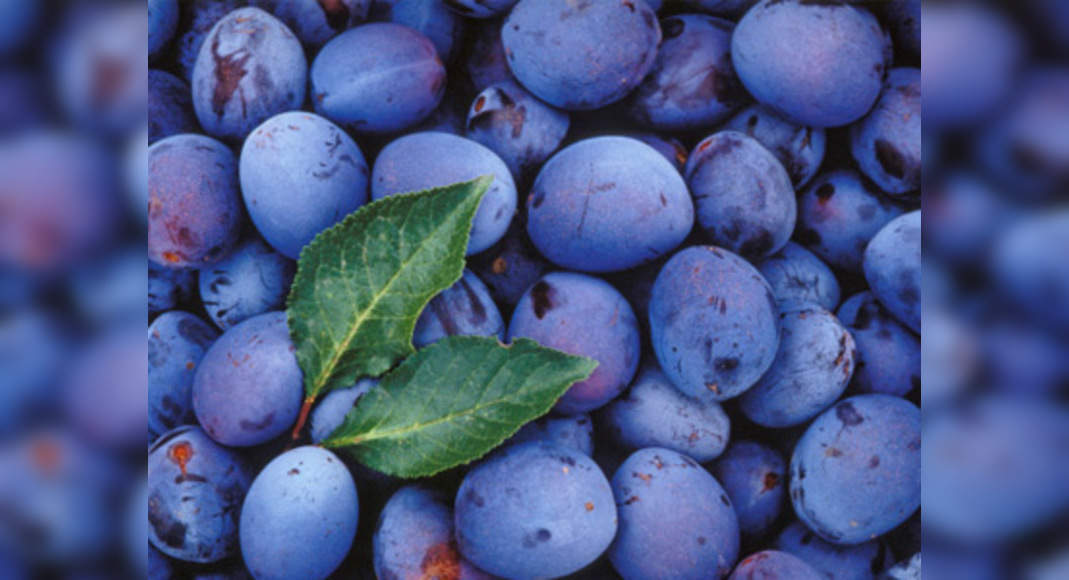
[0,0,1066,578]
[922,1,1069,578]
[0,0,148,577]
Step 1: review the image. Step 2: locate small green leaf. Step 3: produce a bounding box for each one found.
[287,176,492,402]
[322,336,598,478]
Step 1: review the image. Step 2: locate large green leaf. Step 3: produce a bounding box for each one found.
[286,176,492,403]
[322,336,598,478]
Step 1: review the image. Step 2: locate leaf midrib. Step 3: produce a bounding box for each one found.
[307,203,464,398]
[325,353,535,447]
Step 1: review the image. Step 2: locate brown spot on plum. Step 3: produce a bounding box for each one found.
[762,472,780,492]
[714,357,739,372]
[816,183,835,201]
[210,36,252,119]
[530,281,556,319]
[491,256,508,274]
[836,402,863,426]
[420,541,462,579]
[168,441,194,478]
[874,139,906,179]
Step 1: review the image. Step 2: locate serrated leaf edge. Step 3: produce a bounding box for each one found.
[285,175,494,403]
[321,337,598,477]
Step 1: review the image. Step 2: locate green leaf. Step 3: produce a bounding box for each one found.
[286,176,492,402]
[322,336,598,478]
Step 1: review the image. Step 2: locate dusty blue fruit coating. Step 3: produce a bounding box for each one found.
[711,441,786,540]
[468,219,550,308]
[501,0,661,110]
[1,131,122,272]
[174,0,245,83]
[795,169,905,273]
[63,324,148,448]
[444,0,517,19]
[454,441,616,579]
[372,131,516,255]
[649,246,780,401]
[461,18,512,94]
[723,104,825,187]
[0,430,121,564]
[882,553,920,580]
[239,111,369,259]
[923,398,1069,544]
[527,136,694,272]
[508,272,640,414]
[309,378,379,443]
[774,520,890,580]
[149,70,199,144]
[192,312,303,447]
[311,23,445,134]
[863,211,920,333]
[150,264,196,315]
[790,395,921,545]
[756,242,840,311]
[370,0,464,61]
[54,3,148,136]
[836,292,919,397]
[198,237,296,330]
[465,79,570,179]
[729,550,824,580]
[509,414,594,456]
[148,134,242,270]
[732,0,886,128]
[922,3,1022,130]
[0,311,67,436]
[739,303,856,428]
[991,209,1069,332]
[626,14,747,131]
[191,7,307,142]
[414,269,505,347]
[974,70,1069,200]
[609,447,740,580]
[148,311,219,438]
[601,364,730,463]
[149,0,179,58]
[685,131,796,260]
[625,132,690,173]
[374,486,492,580]
[250,0,371,47]
[148,426,252,563]
[850,69,921,197]
[240,446,358,580]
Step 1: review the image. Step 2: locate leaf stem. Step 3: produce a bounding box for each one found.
[289,395,316,444]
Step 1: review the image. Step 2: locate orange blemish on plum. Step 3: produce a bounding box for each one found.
[168,441,194,477]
